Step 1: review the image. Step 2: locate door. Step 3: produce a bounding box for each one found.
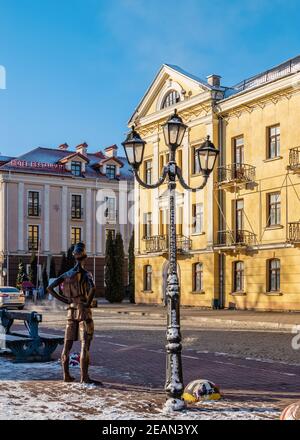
[233,136,244,178]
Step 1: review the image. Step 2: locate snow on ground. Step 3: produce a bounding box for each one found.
[0,356,280,420]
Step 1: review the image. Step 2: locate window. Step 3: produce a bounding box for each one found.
[144,265,152,291]
[192,146,200,174]
[192,203,203,234]
[106,229,115,240]
[268,259,280,292]
[104,197,116,221]
[233,261,244,292]
[177,149,183,169]
[71,161,82,176]
[233,136,244,165]
[235,199,244,241]
[71,227,81,245]
[267,125,280,159]
[71,195,82,219]
[161,90,180,109]
[193,263,203,292]
[145,160,152,185]
[268,192,281,226]
[143,213,152,238]
[106,165,116,179]
[28,225,39,251]
[28,191,40,217]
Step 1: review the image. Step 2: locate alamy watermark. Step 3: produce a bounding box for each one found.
[0,65,6,90]
[291,325,300,350]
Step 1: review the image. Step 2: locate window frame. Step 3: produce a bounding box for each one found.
[268,259,281,292]
[267,192,281,226]
[161,90,181,109]
[192,203,204,234]
[144,265,153,291]
[233,261,245,293]
[106,164,116,179]
[71,226,82,245]
[71,194,83,219]
[267,124,280,159]
[193,262,203,292]
[71,161,82,177]
[28,224,40,251]
[144,160,152,185]
[28,191,40,217]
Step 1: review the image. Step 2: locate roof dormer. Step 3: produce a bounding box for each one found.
[58,151,90,176]
[93,156,124,179]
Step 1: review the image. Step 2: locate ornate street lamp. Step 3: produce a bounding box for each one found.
[122,110,219,411]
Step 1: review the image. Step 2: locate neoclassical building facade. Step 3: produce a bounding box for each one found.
[128,56,300,311]
[0,142,134,295]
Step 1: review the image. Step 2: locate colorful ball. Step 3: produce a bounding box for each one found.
[182,379,221,403]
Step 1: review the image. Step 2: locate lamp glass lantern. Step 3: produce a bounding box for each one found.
[162,109,187,149]
[197,136,219,175]
[122,126,146,168]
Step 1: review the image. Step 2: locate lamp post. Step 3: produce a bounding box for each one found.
[122,110,219,411]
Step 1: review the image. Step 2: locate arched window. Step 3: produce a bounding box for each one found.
[193,263,203,292]
[161,90,181,109]
[233,261,244,292]
[268,259,280,292]
[144,265,152,291]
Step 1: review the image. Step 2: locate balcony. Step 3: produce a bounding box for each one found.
[288,147,300,172]
[288,222,300,243]
[27,205,41,217]
[215,230,257,248]
[217,163,256,189]
[143,234,192,254]
[71,207,84,220]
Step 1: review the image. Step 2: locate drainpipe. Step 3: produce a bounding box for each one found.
[218,116,225,309]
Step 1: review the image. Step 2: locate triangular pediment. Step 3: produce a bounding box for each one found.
[129,64,212,124]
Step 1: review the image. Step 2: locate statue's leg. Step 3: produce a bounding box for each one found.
[62,320,77,382]
[80,320,102,385]
[61,340,75,382]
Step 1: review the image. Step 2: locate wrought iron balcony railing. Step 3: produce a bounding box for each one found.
[288,222,300,243]
[218,163,256,185]
[289,147,300,171]
[143,234,192,254]
[215,230,257,247]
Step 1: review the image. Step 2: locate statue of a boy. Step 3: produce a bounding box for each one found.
[47,242,100,384]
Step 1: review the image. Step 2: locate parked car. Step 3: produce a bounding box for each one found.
[0,287,25,310]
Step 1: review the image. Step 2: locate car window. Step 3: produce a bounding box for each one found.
[0,288,19,293]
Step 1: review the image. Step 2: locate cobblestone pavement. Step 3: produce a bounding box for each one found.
[1,307,300,419]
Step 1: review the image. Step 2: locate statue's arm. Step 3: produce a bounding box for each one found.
[85,274,96,308]
[47,275,70,305]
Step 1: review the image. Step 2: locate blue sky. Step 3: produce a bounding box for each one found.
[0,0,300,157]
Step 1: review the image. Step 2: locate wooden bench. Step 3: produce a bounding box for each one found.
[0,309,64,362]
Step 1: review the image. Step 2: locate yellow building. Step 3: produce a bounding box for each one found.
[128,56,300,311]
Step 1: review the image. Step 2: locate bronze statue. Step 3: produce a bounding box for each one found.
[47,242,100,385]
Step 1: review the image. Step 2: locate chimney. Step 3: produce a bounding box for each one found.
[207,74,221,88]
[58,143,69,150]
[104,144,118,158]
[76,142,88,156]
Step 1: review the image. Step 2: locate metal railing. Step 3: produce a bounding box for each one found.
[216,230,257,247]
[234,56,300,92]
[288,222,300,243]
[289,147,300,170]
[143,234,192,254]
[218,163,256,184]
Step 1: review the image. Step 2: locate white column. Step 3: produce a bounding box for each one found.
[134,181,140,253]
[18,182,24,251]
[85,188,92,253]
[61,186,68,251]
[96,189,104,255]
[44,184,50,252]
